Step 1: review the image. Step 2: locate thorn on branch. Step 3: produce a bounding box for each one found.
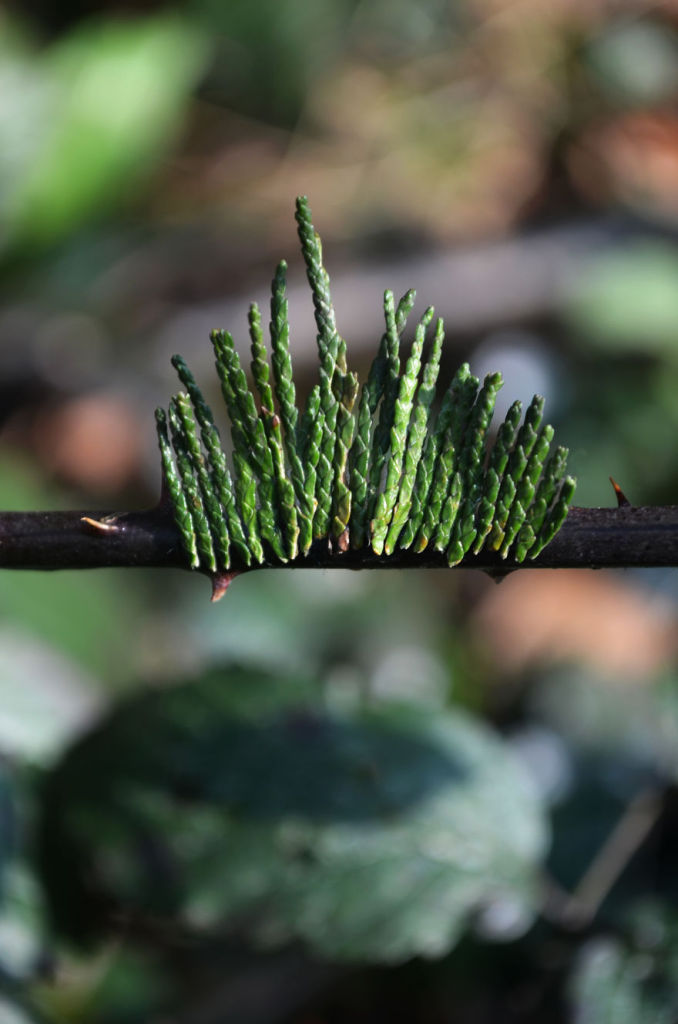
[610,477,631,508]
[210,570,241,602]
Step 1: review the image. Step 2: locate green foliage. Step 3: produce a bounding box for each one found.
[0,767,48,992]
[533,667,678,782]
[0,457,143,685]
[0,995,41,1024]
[571,924,678,1024]
[38,667,547,963]
[0,760,15,887]
[565,243,678,357]
[1,13,209,250]
[158,198,575,575]
[0,863,47,985]
[585,20,678,106]
[190,0,354,126]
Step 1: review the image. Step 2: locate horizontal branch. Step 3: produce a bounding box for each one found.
[1,506,678,586]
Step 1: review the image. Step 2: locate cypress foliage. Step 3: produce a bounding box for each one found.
[156,198,575,575]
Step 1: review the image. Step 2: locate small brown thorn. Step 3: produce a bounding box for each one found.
[609,477,631,508]
[81,516,120,534]
[482,567,510,584]
[210,570,241,602]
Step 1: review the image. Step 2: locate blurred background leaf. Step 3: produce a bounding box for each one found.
[1,12,210,251]
[564,243,678,357]
[38,667,547,963]
[0,994,43,1024]
[0,759,15,889]
[571,913,678,1024]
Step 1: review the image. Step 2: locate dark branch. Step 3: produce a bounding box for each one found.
[1,506,678,583]
[0,509,186,571]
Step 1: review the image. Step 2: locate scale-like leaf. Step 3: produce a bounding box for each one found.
[158,198,574,576]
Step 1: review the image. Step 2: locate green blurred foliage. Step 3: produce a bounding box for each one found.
[177,568,454,681]
[564,244,678,358]
[38,667,546,962]
[0,760,15,886]
[0,456,143,688]
[0,861,47,985]
[191,0,355,126]
[31,946,169,1024]
[0,11,209,251]
[571,917,678,1024]
[585,19,678,107]
[0,995,42,1024]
